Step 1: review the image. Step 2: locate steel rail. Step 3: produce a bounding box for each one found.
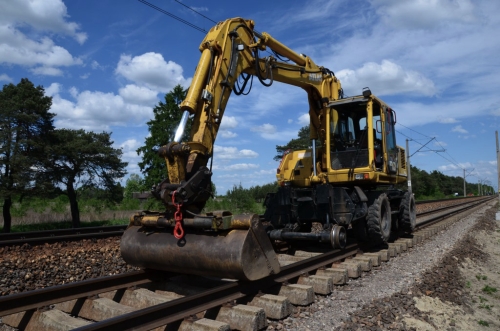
[73,245,360,331]
[416,196,495,227]
[415,195,487,205]
[0,225,127,240]
[0,270,168,317]
[0,225,127,247]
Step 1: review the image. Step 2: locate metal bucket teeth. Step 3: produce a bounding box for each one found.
[120,214,280,281]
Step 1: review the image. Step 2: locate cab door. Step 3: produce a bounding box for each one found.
[383,106,398,174]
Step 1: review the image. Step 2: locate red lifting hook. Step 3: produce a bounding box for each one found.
[172,192,185,239]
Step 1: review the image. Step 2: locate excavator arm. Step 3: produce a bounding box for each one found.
[160,18,342,210]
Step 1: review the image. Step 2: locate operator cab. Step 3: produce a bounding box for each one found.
[327,94,397,174]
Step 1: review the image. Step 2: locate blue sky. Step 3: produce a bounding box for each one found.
[1,0,499,193]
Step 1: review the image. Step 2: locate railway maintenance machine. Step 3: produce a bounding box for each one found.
[120,17,416,281]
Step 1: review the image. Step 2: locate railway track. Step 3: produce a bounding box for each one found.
[0,196,494,331]
[0,196,484,248]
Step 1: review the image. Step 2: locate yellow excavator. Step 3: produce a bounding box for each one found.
[120,17,416,281]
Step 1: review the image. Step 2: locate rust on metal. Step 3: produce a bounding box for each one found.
[120,213,280,281]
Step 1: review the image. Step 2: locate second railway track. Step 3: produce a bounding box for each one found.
[0,196,495,331]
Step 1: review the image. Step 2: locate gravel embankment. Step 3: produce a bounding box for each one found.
[267,201,496,331]
[0,238,137,296]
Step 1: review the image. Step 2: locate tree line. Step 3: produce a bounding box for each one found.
[0,78,126,232]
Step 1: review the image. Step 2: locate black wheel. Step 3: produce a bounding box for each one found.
[366,193,391,244]
[331,225,347,249]
[398,191,416,234]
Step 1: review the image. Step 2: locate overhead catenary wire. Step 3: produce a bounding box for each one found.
[396,124,465,171]
[174,0,217,24]
[138,0,207,33]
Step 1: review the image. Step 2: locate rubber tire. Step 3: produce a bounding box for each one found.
[366,193,391,244]
[399,191,416,234]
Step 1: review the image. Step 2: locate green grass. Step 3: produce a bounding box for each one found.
[482,285,497,295]
[478,320,490,327]
[479,303,493,310]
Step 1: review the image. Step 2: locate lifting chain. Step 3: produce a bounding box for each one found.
[172,191,185,239]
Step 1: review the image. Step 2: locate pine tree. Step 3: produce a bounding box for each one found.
[0,78,54,232]
[137,85,190,189]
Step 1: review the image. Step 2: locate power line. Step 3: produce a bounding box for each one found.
[397,122,433,139]
[138,0,207,33]
[396,124,465,170]
[174,0,217,24]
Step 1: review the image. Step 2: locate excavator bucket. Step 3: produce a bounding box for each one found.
[120,213,280,281]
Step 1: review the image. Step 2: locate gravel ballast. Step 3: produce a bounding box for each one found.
[267,201,498,331]
[0,199,497,331]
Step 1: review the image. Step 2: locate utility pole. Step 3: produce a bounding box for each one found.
[497,131,500,206]
[463,168,474,197]
[406,139,412,194]
[463,169,466,197]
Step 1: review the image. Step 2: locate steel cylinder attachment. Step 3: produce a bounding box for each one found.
[120,213,280,281]
[269,224,346,249]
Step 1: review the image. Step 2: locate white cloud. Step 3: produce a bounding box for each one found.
[69,87,79,98]
[438,117,459,124]
[220,116,238,130]
[219,115,239,138]
[219,163,260,171]
[452,125,468,134]
[49,86,153,131]
[298,113,309,126]
[119,139,142,159]
[337,60,436,97]
[220,131,238,139]
[115,53,190,92]
[250,123,300,141]
[0,25,82,73]
[31,66,63,76]
[0,0,85,76]
[44,82,60,96]
[251,123,276,134]
[213,145,258,159]
[118,84,158,106]
[0,73,12,82]
[0,0,87,44]
[91,60,104,70]
[372,0,478,30]
[434,140,447,147]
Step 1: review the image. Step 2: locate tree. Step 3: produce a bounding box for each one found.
[137,85,190,189]
[124,173,145,199]
[226,183,254,212]
[42,129,127,227]
[274,125,314,161]
[0,78,54,232]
